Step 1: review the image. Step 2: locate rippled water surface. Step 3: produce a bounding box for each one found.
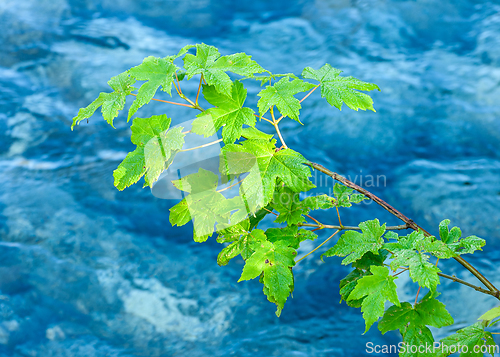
[1,1,500,356]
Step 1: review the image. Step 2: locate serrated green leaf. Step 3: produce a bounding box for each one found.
[439,219,451,243]
[249,73,299,86]
[348,266,400,333]
[113,114,185,190]
[191,81,256,144]
[379,293,453,336]
[217,228,266,266]
[113,147,146,191]
[127,56,178,120]
[322,219,386,265]
[439,322,496,357]
[301,194,336,210]
[352,250,390,270]
[390,249,440,291]
[448,235,486,255]
[339,268,370,308]
[183,43,266,96]
[400,325,436,357]
[437,220,485,256]
[221,139,315,213]
[265,225,316,250]
[240,126,274,140]
[169,198,192,227]
[387,231,441,291]
[331,183,367,207]
[478,306,500,323]
[257,77,316,123]
[239,239,296,316]
[302,63,379,112]
[72,72,136,129]
[171,168,247,240]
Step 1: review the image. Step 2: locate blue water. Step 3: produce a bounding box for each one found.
[1,1,500,356]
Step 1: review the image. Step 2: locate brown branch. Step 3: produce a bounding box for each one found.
[307,161,500,299]
[298,223,410,231]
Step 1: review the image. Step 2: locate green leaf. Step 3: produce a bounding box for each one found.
[339,268,370,308]
[113,147,146,191]
[183,43,266,96]
[249,72,299,86]
[220,139,315,213]
[239,240,296,316]
[331,183,368,207]
[379,294,453,357]
[217,228,266,265]
[478,306,500,324]
[400,325,436,357]
[386,231,441,291]
[169,198,192,227]
[270,187,336,226]
[379,293,453,334]
[170,168,247,240]
[322,219,386,265]
[240,126,274,140]
[191,81,256,144]
[437,220,486,256]
[72,72,136,129]
[352,250,390,270]
[113,114,185,190]
[265,225,316,249]
[347,265,400,333]
[302,63,379,112]
[270,187,307,225]
[439,219,451,243]
[439,322,496,357]
[257,77,316,123]
[127,56,178,120]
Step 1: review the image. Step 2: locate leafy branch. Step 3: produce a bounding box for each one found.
[72,43,500,353]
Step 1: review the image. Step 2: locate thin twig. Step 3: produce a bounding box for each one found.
[263,207,278,216]
[296,230,340,264]
[307,161,500,299]
[195,75,203,105]
[393,268,409,277]
[129,94,193,108]
[175,72,183,95]
[414,287,422,305]
[217,177,245,193]
[276,85,319,123]
[179,139,222,152]
[298,223,410,231]
[336,206,342,228]
[437,272,500,298]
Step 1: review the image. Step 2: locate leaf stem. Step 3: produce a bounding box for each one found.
[305,214,323,227]
[437,272,500,298]
[295,230,340,263]
[175,72,183,95]
[393,267,409,277]
[307,161,500,299]
[195,75,203,105]
[276,84,320,123]
[263,207,279,216]
[298,222,410,231]
[129,94,193,108]
[270,106,288,149]
[179,139,223,152]
[414,286,422,305]
[336,206,343,228]
[217,177,245,193]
